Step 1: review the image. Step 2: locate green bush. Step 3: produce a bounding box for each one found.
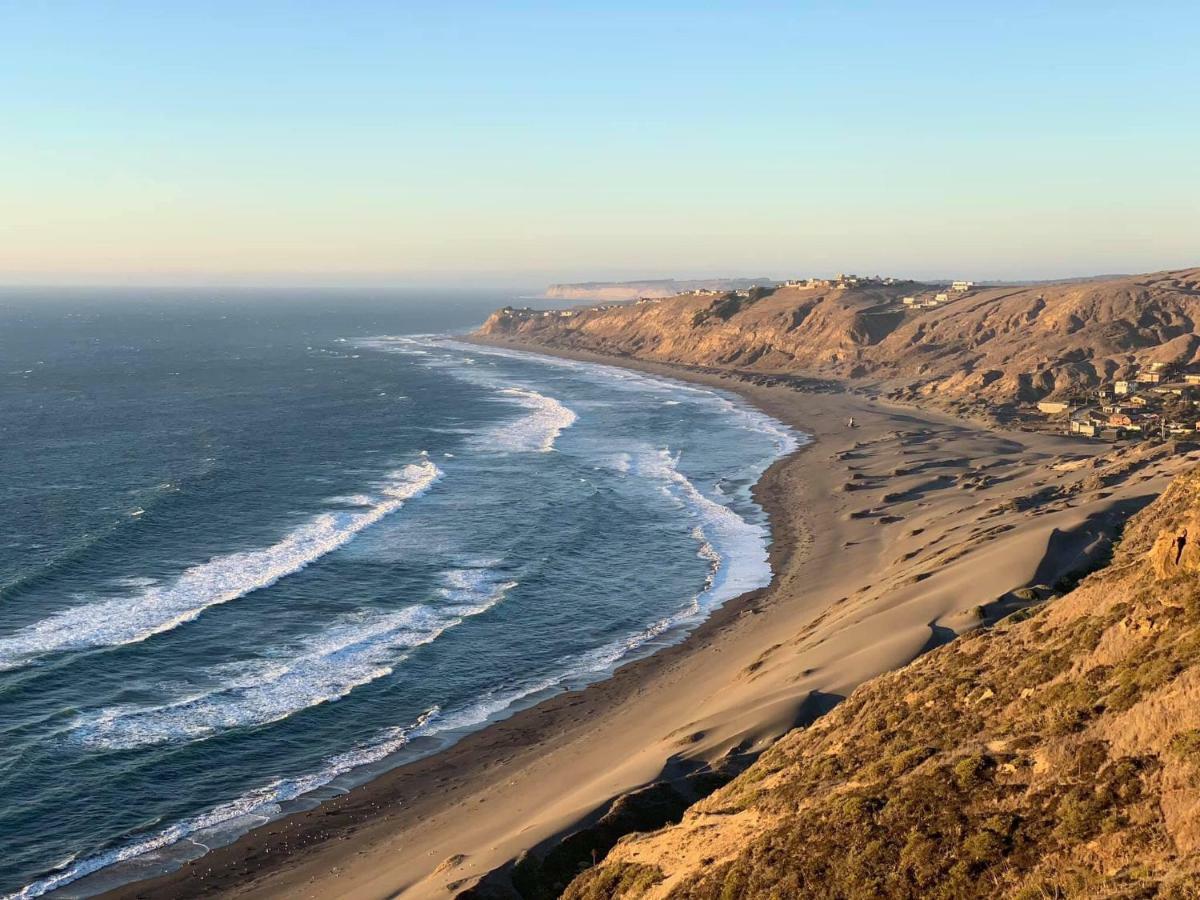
[1168,729,1200,764]
[1055,791,1105,841]
[953,754,993,789]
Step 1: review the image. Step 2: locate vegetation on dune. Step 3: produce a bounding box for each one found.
[563,468,1200,899]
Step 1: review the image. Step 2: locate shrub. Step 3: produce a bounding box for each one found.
[953,754,993,789]
[564,862,664,900]
[961,829,1006,864]
[1168,729,1200,765]
[1055,792,1105,841]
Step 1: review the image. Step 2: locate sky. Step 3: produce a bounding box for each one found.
[1,1,1197,286]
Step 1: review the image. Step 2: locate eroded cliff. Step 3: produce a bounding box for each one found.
[481,269,1200,416]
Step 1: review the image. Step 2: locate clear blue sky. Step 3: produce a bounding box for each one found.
[1,1,1197,285]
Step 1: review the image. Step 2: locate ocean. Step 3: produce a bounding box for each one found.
[0,288,800,898]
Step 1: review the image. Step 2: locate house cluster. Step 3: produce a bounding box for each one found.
[495,306,579,323]
[778,274,898,290]
[833,273,895,289]
[1037,361,1200,440]
[901,280,976,311]
[902,294,946,310]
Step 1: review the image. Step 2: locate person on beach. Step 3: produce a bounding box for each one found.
[847,416,856,428]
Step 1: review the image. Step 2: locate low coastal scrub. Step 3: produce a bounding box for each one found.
[563,862,665,900]
[564,467,1200,898]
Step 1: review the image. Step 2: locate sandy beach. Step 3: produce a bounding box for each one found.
[105,341,1192,900]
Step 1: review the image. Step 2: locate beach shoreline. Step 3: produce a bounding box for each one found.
[98,339,1185,900]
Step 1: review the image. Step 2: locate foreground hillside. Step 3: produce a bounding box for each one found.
[481,269,1200,416]
[564,467,1200,898]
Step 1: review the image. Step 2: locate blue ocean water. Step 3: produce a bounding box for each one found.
[0,289,799,898]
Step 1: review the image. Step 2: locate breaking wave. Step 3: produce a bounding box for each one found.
[0,459,443,671]
[8,707,443,900]
[68,568,515,750]
[630,446,771,611]
[478,387,578,453]
[357,338,578,453]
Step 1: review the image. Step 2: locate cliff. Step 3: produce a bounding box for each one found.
[563,466,1200,898]
[482,269,1200,416]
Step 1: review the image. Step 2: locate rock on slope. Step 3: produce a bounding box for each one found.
[562,466,1200,899]
[481,269,1200,414]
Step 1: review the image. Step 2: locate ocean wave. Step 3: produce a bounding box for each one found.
[478,387,578,453]
[708,395,803,457]
[68,568,515,750]
[13,556,693,900]
[0,459,443,672]
[323,493,375,507]
[388,336,713,396]
[630,447,771,611]
[464,338,804,457]
[7,707,443,900]
[357,338,579,453]
[362,336,801,461]
[0,472,195,605]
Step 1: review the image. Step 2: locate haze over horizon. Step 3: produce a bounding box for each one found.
[2,1,1198,287]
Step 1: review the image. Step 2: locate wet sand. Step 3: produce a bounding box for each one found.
[105,342,1189,900]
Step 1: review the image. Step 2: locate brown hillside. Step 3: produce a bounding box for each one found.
[479,269,1200,415]
[563,466,1200,899]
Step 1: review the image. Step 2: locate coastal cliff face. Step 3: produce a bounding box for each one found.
[563,467,1200,898]
[481,269,1200,414]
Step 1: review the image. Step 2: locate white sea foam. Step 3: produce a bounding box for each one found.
[111,576,158,589]
[479,387,578,453]
[631,447,772,612]
[399,336,714,396]
[709,394,803,457]
[0,459,443,671]
[68,568,515,750]
[358,338,580,453]
[362,335,802,460]
[11,553,687,900]
[8,707,443,900]
[324,493,375,507]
